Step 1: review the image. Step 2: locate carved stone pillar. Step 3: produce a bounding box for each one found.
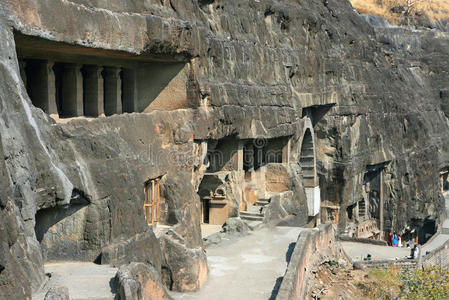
[61,63,83,117]
[103,67,122,116]
[27,60,58,115]
[122,68,138,113]
[83,65,104,117]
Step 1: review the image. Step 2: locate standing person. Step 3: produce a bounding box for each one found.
[387,232,393,246]
[392,233,398,247]
[398,235,402,247]
[413,245,420,258]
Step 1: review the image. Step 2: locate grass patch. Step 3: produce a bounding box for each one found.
[349,0,449,24]
[354,265,449,299]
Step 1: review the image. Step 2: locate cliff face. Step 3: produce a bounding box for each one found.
[0,0,449,298]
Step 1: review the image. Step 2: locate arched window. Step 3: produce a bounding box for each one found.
[144,178,160,225]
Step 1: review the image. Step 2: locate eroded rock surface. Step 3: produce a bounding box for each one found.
[0,0,448,298]
[44,287,70,300]
[159,231,208,292]
[115,262,171,300]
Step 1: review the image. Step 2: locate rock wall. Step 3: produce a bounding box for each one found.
[0,0,449,298]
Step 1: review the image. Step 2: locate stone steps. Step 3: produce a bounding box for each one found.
[246,206,264,214]
[255,199,270,206]
[240,197,271,222]
[301,165,314,169]
[240,212,264,221]
[300,155,314,160]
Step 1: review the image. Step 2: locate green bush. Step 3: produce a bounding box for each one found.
[399,265,449,300]
[355,265,449,299]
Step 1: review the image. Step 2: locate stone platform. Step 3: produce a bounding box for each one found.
[32,262,118,300]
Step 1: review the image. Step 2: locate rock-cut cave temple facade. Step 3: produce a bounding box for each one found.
[1,0,449,298]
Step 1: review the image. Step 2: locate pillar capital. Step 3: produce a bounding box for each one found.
[83,65,103,79]
[63,63,82,71]
[103,66,121,78]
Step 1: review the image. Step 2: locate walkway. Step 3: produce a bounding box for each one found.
[421,193,449,253]
[341,242,410,261]
[201,224,223,238]
[32,262,118,300]
[344,194,449,262]
[171,227,303,300]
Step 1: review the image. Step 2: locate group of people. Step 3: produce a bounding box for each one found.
[387,232,420,259]
[387,232,402,247]
[387,232,418,248]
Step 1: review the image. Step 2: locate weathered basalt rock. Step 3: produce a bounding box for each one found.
[115,262,172,300]
[0,0,449,298]
[101,228,162,272]
[159,231,207,292]
[44,287,70,300]
[222,217,251,234]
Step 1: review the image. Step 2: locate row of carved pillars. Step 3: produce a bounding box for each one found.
[19,59,139,118]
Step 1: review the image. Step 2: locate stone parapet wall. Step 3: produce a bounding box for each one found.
[358,259,417,270]
[276,223,336,300]
[422,239,449,268]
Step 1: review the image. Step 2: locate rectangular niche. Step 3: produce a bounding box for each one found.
[14,32,191,121]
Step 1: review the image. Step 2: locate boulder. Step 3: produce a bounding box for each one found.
[44,287,70,300]
[222,217,251,234]
[101,229,162,273]
[159,230,207,292]
[115,263,171,300]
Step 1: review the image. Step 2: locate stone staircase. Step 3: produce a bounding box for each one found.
[240,196,271,222]
[359,200,366,218]
[300,138,315,187]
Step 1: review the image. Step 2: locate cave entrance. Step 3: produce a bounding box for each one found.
[198,175,228,226]
[15,32,189,122]
[346,203,356,221]
[198,138,243,226]
[364,164,389,219]
[403,219,437,245]
[34,190,90,262]
[144,178,160,226]
[241,137,290,207]
[357,162,389,239]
